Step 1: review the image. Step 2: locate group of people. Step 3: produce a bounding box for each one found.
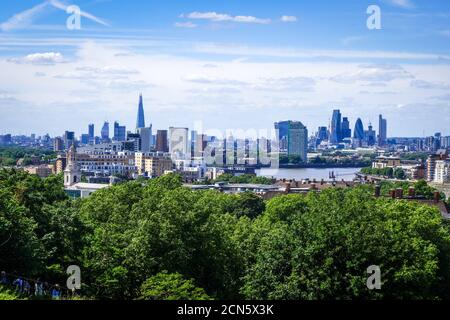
[1,271,65,299]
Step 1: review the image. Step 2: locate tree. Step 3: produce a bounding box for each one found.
[241,188,450,299]
[139,271,211,300]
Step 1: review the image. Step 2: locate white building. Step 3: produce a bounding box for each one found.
[169,127,189,159]
[434,160,450,184]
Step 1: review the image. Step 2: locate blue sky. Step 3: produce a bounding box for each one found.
[1,0,450,137]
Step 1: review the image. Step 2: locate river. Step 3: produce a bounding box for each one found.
[256,167,362,181]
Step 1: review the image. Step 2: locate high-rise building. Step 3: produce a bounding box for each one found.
[195,134,208,157]
[287,121,308,163]
[169,127,189,158]
[88,124,94,140]
[378,115,387,147]
[330,109,342,144]
[353,118,365,140]
[274,121,290,152]
[365,123,376,146]
[341,117,351,139]
[138,126,153,152]
[136,94,145,130]
[53,137,64,151]
[80,134,90,145]
[64,131,75,149]
[101,121,110,142]
[156,130,169,152]
[113,121,126,142]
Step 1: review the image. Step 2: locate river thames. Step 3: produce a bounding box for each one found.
[256,167,362,181]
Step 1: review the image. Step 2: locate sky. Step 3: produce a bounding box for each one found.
[0,0,450,138]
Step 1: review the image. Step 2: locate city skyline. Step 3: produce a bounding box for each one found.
[1,1,450,136]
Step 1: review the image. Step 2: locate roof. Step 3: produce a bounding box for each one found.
[66,182,109,191]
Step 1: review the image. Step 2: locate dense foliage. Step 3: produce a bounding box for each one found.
[2,168,450,300]
[361,167,406,179]
[0,146,55,167]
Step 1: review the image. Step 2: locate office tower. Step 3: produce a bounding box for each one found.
[136,93,145,130]
[341,117,351,139]
[378,115,387,147]
[287,121,308,163]
[126,132,141,152]
[53,137,64,151]
[365,123,376,146]
[64,131,75,149]
[317,126,329,141]
[169,127,189,158]
[274,121,290,152]
[113,121,126,142]
[80,134,90,145]
[353,118,365,140]
[101,121,110,142]
[195,134,208,157]
[138,126,152,152]
[330,109,342,144]
[156,130,169,152]
[88,124,94,140]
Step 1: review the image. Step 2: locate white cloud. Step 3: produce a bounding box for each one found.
[174,21,197,28]
[0,2,49,31]
[9,52,65,65]
[280,15,298,23]
[330,64,414,84]
[384,0,415,9]
[184,12,271,24]
[410,79,450,90]
[0,0,109,31]
[182,75,248,85]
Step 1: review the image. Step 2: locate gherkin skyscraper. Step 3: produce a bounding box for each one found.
[136,93,145,130]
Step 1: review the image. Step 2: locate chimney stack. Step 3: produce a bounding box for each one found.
[395,188,403,199]
[408,187,416,198]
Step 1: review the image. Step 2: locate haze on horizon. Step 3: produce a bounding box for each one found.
[0,0,450,137]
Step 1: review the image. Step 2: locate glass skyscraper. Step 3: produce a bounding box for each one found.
[136,93,145,130]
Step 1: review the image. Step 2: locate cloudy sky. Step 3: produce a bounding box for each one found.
[0,0,450,137]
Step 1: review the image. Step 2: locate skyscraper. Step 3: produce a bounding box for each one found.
[274,121,290,152]
[88,124,94,141]
[365,123,376,146]
[113,121,126,142]
[136,93,145,130]
[156,130,169,152]
[138,126,153,152]
[287,121,308,163]
[64,131,75,149]
[101,121,110,142]
[378,115,387,147]
[353,118,365,140]
[330,109,342,144]
[341,117,351,139]
[169,127,189,158]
